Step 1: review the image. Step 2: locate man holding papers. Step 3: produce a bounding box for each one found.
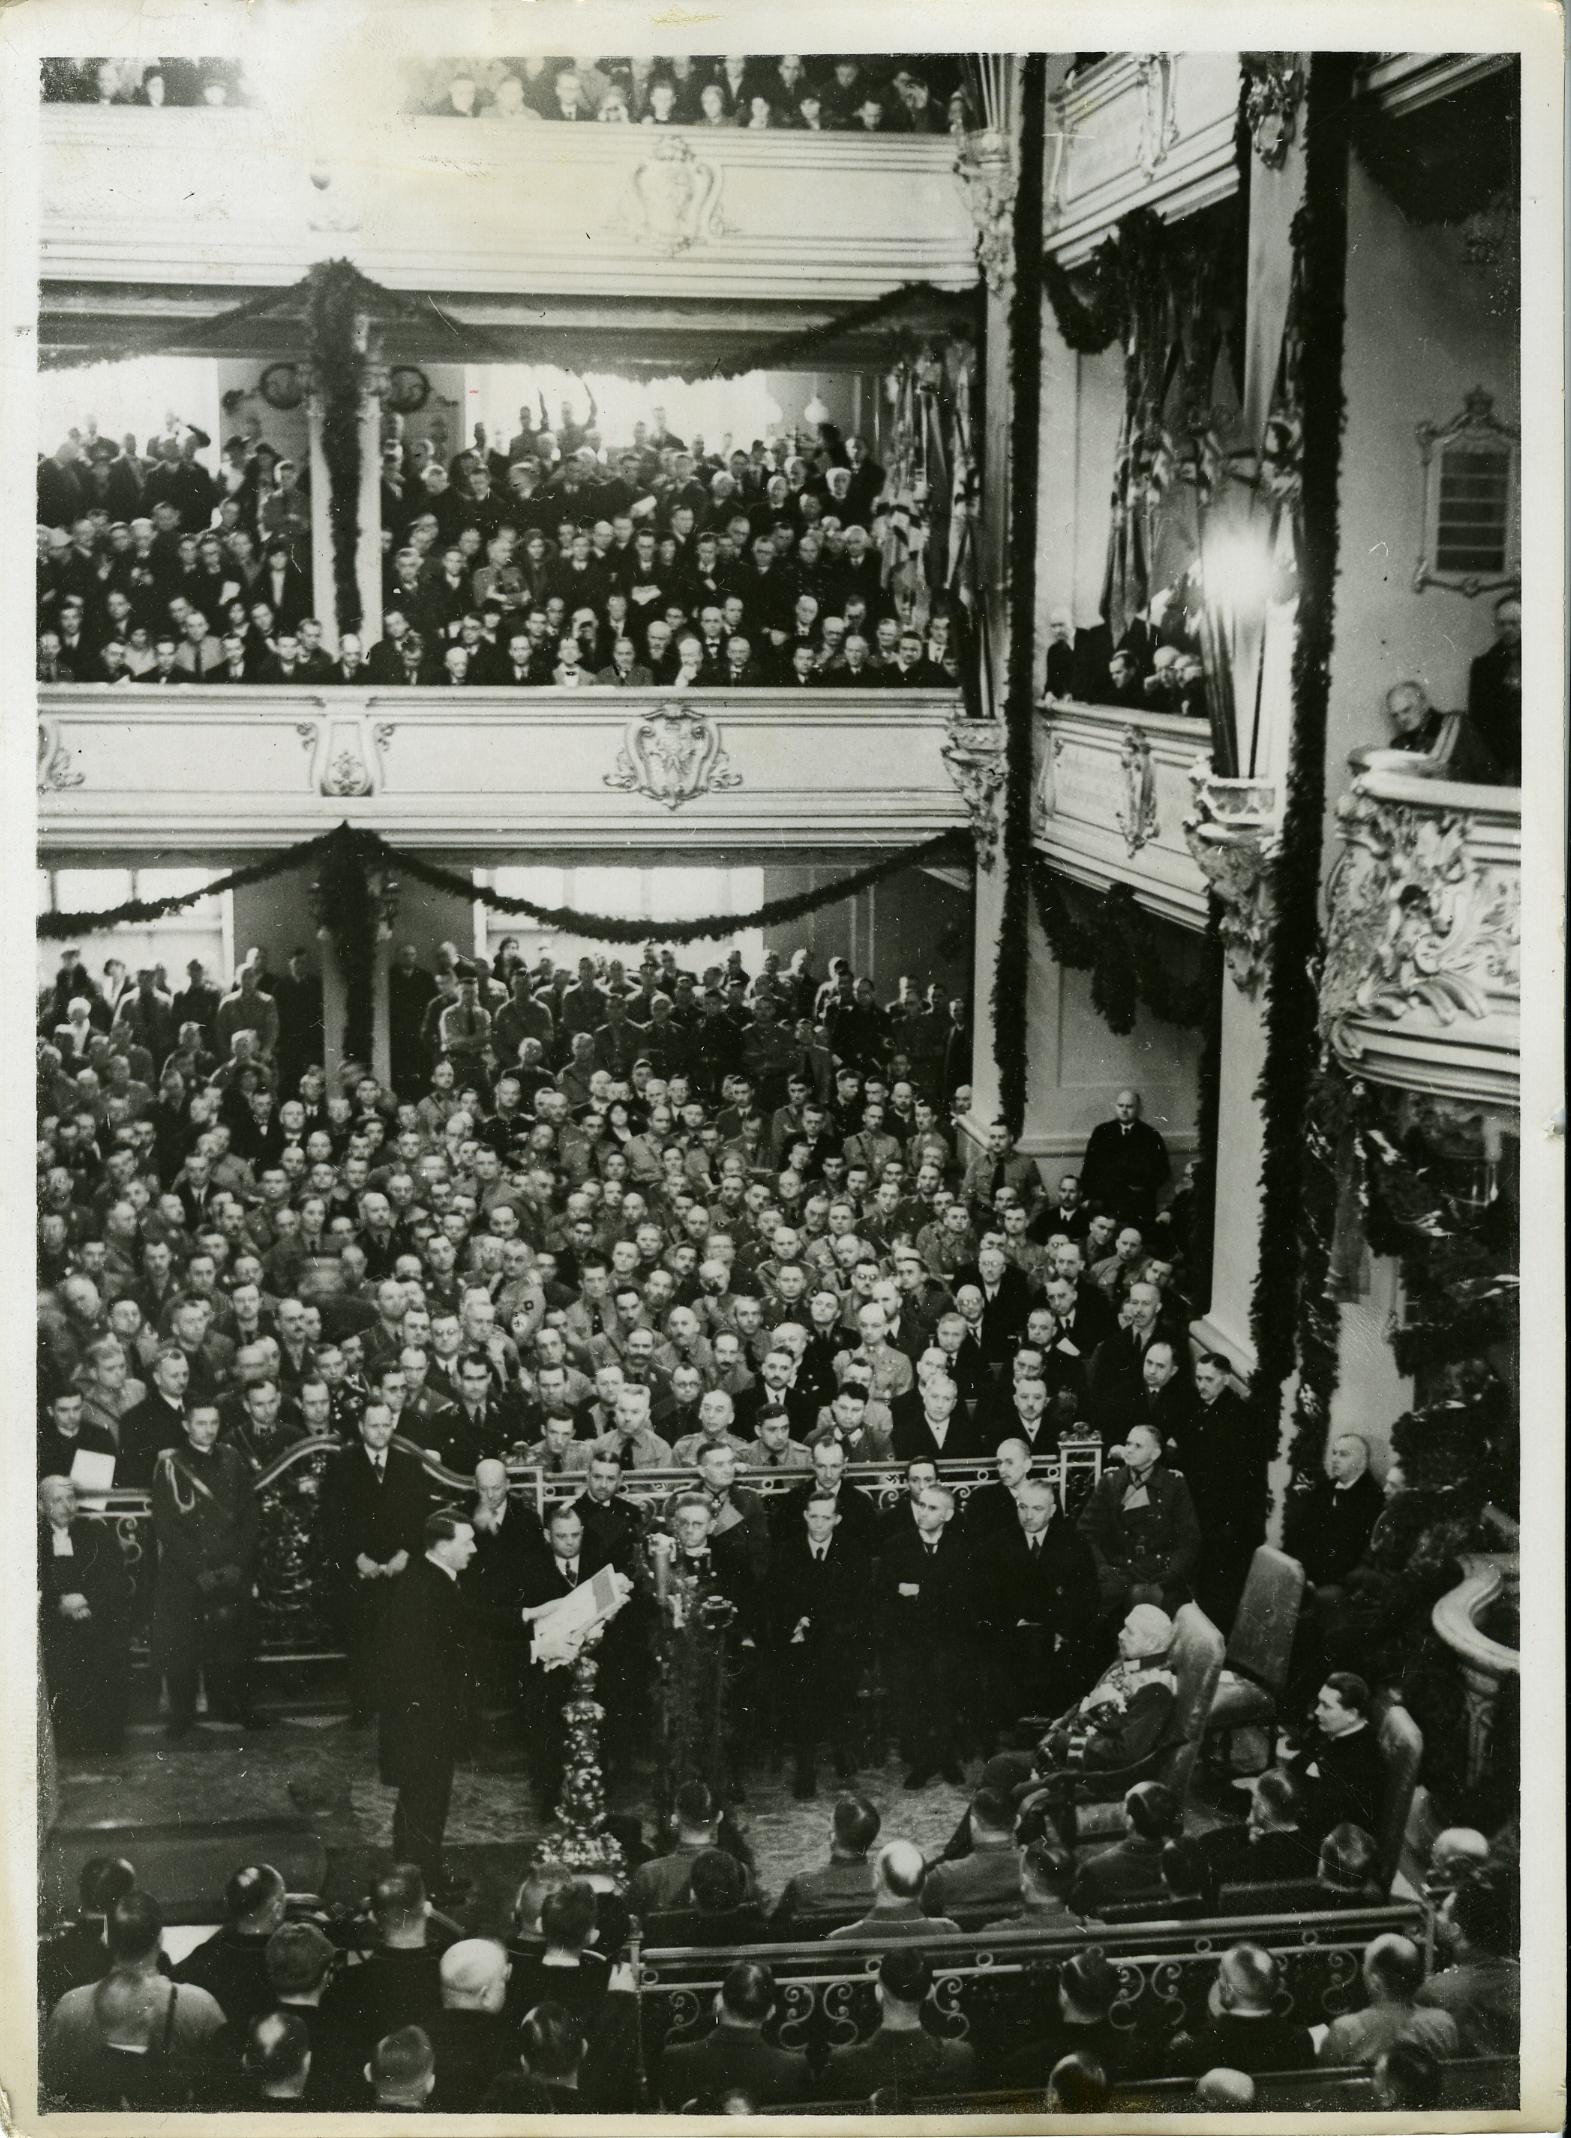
[518,1504,633,1814]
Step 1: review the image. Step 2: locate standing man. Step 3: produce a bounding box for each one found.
[270,948,323,1095]
[876,1482,975,1788]
[319,1400,431,1727]
[1079,1089,1170,1231]
[769,1488,869,1798]
[379,1509,480,1903]
[150,1401,260,1736]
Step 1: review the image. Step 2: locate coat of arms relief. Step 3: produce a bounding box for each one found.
[610,135,728,254]
[604,703,743,810]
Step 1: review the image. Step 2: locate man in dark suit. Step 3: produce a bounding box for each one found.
[769,1487,869,1796]
[1168,1351,1268,1629]
[462,1458,542,1710]
[320,1401,433,1725]
[1465,592,1520,783]
[1077,1424,1202,1616]
[876,1481,976,1786]
[1199,1766,1321,1894]
[516,1502,614,1812]
[1084,1281,1170,1441]
[1284,1431,1385,1593]
[378,1510,480,1900]
[655,1960,807,2110]
[952,1243,1032,1362]
[981,1476,1101,1733]
[1029,1169,1093,1245]
[1286,1672,1385,1845]
[891,1371,988,1464]
[1079,1088,1170,1230]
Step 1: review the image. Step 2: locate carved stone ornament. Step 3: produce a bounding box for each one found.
[37,717,84,793]
[324,751,373,798]
[1241,53,1306,169]
[604,702,742,810]
[1133,53,1181,175]
[1183,761,1280,995]
[1033,730,1067,836]
[614,135,726,254]
[941,716,1007,869]
[954,130,1018,300]
[1320,782,1521,1065]
[1115,724,1159,854]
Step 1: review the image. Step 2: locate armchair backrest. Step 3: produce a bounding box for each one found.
[1157,1601,1225,1807]
[1224,1545,1306,1694]
[1374,1696,1425,1891]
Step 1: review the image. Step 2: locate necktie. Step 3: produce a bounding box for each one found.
[564,1561,577,1583]
[990,1160,1006,1197]
[372,1455,384,1479]
[1029,1536,1040,1558]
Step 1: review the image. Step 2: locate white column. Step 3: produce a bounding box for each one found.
[319,930,346,1082]
[1192,980,1268,1374]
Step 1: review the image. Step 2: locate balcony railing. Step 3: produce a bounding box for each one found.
[1321,763,1521,1107]
[40,107,977,301]
[37,684,966,854]
[1032,699,1212,927]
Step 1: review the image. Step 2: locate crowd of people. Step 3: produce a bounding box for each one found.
[36,924,1509,2108]
[37,1814,1518,2112]
[42,54,973,134]
[37,391,967,692]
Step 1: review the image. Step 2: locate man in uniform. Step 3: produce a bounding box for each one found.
[150,1400,260,1736]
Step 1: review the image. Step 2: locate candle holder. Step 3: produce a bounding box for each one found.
[531,1626,626,1890]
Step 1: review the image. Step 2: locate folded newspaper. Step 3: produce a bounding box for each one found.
[529,1562,628,1669]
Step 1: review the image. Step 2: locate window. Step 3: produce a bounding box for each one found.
[1415,388,1520,596]
[36,866,230,996]
[476,864,765,974]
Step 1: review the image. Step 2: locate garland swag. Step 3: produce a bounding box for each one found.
[1243,56,1356,1478]
[39,824,969,950]
[990,53,1049,1138]
[1028,857,1211,1034]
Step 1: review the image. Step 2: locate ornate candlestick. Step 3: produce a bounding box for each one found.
[531,1625,626,1889]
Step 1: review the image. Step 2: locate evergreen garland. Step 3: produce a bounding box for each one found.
[1188,897,1226,1304]
[309,826,379,1065]
[991,54,1049,1137]
[303,260,367,640]
[39,824,969,952]
[1040,207,1168,355]
[1027,857,1211,1035]
[1243,57,1355,1467]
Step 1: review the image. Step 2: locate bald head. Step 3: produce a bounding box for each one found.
[440,1937,510,2012]
[875,1840,928,1900]
[1195,2068,1256,2110]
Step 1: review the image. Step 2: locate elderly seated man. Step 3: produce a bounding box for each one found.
[1012,1603,1180,1845]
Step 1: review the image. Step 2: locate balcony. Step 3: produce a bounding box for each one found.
[1032,700,1211,927]
[39,107,978,311]
[1043,52,1241,265]
[1321,764,1521,1107]
[36,685,967,857]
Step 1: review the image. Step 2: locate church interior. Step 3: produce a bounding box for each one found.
[26,37,1539,2123]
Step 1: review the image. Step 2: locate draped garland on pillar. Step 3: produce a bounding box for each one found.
[990,53,1048,1138]
[303,260,370,640]
[1239,55,1355,1476]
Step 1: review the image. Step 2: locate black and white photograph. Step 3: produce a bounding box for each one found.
[1,3,1562,2128]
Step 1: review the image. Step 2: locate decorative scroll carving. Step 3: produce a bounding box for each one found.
[373,722,397,754]
[1033,731,1067,836]
[1432,1552,1519,1790]
[1321,782,1521,1066]
[604,701,742,810]
[954,130,1018,300]
[1133,53,1181,174]
[1184,763,1280,994]
[941,716,1008,869]
[1115,724,1160,853]
[295,722,319,752]
[1241,53,1306,168]
[37,718,84,793]
[614,134,726,254]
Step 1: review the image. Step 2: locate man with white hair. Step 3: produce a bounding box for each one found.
[424,1938,514,2110]
[983,1474,1102,1730]
[828,1841,961,1941]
